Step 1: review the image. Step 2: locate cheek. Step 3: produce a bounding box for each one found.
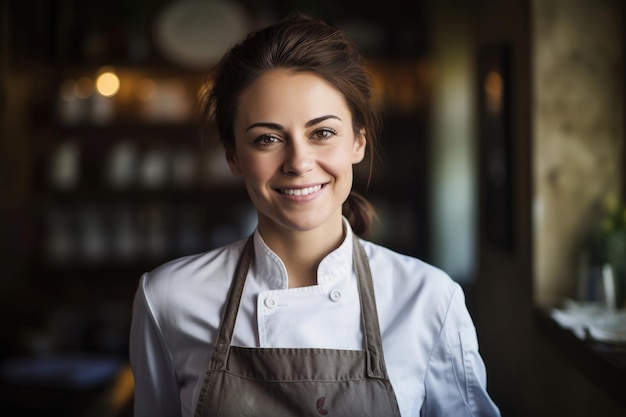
[320,147,356,175]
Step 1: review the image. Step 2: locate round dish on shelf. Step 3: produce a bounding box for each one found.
[154,0,248,69]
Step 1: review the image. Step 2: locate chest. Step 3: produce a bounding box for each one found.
[240,275,363,349]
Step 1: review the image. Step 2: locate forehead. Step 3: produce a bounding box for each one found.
[235,69,351,124]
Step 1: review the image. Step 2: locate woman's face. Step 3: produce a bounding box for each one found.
[229,69,366,236]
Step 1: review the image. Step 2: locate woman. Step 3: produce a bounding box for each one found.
[130,14,500,417]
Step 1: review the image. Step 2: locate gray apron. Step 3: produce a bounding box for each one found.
[193,234,402,417]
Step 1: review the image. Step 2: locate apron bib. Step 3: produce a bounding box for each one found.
[194,234,401,417]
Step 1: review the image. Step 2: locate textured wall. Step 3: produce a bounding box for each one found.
[533,0,624,307]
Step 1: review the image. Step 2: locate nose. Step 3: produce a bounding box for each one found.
[282,141,314,175]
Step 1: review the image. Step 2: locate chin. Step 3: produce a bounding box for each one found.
[263,210,341,234]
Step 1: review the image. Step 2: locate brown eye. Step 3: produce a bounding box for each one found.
[312,128,336,140]
[254,134,280,146]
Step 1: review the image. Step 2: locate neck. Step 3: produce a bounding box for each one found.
[257,216,345,288]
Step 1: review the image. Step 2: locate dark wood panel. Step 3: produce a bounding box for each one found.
[535,309,626,408]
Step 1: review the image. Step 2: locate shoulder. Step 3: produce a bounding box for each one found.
[139,239,247,314]
[358,238,461,321]
[359,238,456,291]
[146,238,246,284]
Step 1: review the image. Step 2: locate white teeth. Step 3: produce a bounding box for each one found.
[280,184,322,196]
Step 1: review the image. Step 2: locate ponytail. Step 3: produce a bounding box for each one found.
[342,191,377,237]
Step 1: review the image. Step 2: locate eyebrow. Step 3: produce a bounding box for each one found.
[245,115,342,132]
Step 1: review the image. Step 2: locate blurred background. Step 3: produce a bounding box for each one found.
[0,0,624,416]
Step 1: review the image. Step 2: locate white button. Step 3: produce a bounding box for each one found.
[264,297,277,308]
[329,289,342,302]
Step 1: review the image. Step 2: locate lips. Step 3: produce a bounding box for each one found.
[277,184,323,196]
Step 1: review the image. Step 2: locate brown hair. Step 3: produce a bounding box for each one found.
[202,14,380,236]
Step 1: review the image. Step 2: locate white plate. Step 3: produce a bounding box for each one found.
[588,312,626,343]
[155,0,248,69]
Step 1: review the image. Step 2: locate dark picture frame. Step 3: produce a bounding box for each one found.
[478,44,515,251]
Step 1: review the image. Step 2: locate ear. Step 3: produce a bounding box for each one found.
[352,129,367,164]
[225,147,243,176]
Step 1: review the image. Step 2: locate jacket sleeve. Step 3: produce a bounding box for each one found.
[421,284,500,417]
[129,273,182,417]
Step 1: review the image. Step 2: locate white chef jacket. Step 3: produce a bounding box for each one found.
[129,219,500,417]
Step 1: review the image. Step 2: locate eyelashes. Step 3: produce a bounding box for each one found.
[312,128,337,140]
[252,128,338,147]
[253,134,280,145]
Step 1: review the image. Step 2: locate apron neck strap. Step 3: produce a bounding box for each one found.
[352,234,388,379]
[208,236,254,371]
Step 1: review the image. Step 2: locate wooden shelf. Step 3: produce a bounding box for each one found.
[34,184,246,203]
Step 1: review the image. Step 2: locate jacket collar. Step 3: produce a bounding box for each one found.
[251,217,354,290]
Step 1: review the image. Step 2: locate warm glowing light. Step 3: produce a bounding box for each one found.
[96,71,121,97]
[74,77,94,99]
[137,78,157,101]
[110,365,135,411]
[484,70,504,113]
[485,70,503,95]
[59,79,77,101]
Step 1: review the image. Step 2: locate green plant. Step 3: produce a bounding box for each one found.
[597,195,626,308]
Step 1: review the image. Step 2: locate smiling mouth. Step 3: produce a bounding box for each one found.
[278,184,323,196]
